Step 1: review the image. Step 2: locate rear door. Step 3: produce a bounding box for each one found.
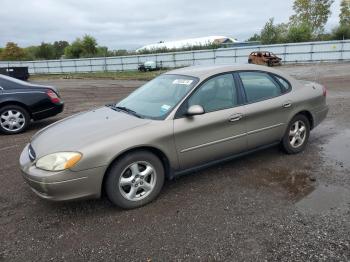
[236,71,293,149]
[173,73,247,170]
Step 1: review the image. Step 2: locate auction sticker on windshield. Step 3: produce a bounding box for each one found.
[172,79,193,85]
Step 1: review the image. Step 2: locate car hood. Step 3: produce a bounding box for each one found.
[30,107,151,157]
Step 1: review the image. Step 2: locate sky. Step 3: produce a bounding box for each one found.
[0,0,341,50]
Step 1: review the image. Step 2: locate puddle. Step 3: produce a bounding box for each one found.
[296,185,350,215]
[243,168,316,201]
[322,129,350,170]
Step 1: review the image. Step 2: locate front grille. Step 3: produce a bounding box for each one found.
[28,144,36,162]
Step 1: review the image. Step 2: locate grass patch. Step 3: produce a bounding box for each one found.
[30,70,170,81]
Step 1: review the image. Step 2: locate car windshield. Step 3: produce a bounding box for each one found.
[115,74,198,120]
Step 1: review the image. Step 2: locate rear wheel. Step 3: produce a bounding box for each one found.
[281,115,310,154]
[105,151,165,209]
[0,105,30,134]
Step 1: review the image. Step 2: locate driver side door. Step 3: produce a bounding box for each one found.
[173,73,247,170]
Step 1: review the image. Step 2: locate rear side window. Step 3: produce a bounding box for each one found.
[274,75,291,92]
[0,78,18,90]
[239,72,282,103]
[0,79,9,89]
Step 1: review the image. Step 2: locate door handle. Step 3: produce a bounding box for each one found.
[282,102,292,108]
[229,114,243,122]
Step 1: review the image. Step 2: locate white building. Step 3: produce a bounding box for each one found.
[136,36,237,52]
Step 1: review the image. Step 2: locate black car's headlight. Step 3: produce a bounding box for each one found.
[35,152,82,171]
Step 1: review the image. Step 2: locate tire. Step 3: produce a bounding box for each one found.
[248,59,252,64]
[0,105,30,135]
[267,60,273,67]
[281,114,310,154]
[105,150,165,209]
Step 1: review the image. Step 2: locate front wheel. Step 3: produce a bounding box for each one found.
[281,115,310,154]
[105,151,165,209]
[0,105,30,135]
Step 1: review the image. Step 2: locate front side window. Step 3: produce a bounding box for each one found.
[188,73,238,113]
[116,74,198,120]
[239,72,282,103]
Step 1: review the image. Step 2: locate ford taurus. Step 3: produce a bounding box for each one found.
[19,64,328,209]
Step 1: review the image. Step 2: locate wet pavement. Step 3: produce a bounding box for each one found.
[0,63,349,261]
[322,129,350,170]
[297,184,350,215]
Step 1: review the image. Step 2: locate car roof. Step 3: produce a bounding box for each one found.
[164,64,288,80]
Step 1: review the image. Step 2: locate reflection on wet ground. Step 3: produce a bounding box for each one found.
[242,167,316,201]
[296,184,350,215]
[322,129,350,170]
[244,167,350,215]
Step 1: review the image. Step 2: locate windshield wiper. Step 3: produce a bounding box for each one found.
[107,104,144,119]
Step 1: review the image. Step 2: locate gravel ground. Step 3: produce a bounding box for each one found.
[0,63,349,261]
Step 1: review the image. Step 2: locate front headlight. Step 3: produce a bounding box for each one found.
[36,152,82,171]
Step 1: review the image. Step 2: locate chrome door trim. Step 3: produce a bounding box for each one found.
[180,123,285,153]
[247,123,285,135]
[180,133,247,153]
[32,107,55,115]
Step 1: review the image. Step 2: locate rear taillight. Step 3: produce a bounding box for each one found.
[46,90,60,103]
[322,86,327,97]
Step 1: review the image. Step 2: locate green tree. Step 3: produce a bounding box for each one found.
[81,35,98,57]
[260,18,287,44]
[24,46,39,60]
[332,25,350,40]
[64,38,83,58]
[35,42,55,60]
[113,49,129,56]
[290,0,335,35]
[53,41,69,59]
[340,0,350,26]
[286,23,313,42]
[96,46,114,57]
[64,35,99,58]
[247,33,261,42]
[0,42,26,61]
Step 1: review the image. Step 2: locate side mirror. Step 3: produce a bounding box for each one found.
[186,105,205,116]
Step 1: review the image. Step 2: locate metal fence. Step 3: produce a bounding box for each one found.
[1,40,350,75]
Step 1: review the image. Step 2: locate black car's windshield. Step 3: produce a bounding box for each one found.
[116,74,198,120]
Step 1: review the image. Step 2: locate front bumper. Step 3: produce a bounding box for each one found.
[19,144,106,201]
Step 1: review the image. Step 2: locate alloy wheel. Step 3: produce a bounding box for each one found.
[289,120,306,148]
[119,161,157,201]
[0,109,26,132]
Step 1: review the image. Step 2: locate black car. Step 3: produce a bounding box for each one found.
[0,75,64,134]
